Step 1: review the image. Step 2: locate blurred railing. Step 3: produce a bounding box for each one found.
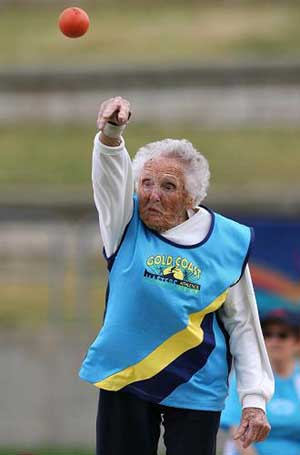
[1,60,300,91]
[1,60,300,125]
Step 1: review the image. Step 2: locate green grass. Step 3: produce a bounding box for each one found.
[1,1,300,66]
[0,256,107,328]
[0,449,94,455]
[1,123,300,188]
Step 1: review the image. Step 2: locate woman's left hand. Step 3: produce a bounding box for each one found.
[233,407,271,448]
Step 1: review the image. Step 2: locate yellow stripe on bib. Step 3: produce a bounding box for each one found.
[94,290,228,390]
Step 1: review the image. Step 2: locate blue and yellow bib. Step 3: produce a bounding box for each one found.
[79,198,253,410]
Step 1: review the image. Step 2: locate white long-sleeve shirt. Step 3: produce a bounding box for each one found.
[92,133,274,411]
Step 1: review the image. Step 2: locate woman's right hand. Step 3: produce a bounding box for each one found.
[97,96,131,131]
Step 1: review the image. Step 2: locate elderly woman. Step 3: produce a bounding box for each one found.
[79,96,274,455]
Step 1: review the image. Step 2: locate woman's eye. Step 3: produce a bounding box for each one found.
[163,182,176,191]
[142,179,153,188]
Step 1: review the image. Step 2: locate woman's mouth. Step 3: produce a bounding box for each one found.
[147,207,162,215]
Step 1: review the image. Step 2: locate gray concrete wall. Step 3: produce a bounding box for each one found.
[1,329,96,447]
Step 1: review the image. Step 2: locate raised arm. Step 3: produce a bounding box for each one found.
[92,96,134,257]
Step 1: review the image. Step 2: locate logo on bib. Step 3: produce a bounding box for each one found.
[144,254,201,294]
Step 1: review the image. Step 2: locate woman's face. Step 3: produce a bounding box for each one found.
[263,322,298,364]
[137,157,193,232]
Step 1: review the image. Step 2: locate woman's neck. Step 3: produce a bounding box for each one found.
[272,358,295,378]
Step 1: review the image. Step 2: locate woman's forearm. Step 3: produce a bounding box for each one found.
[92,133,134,257]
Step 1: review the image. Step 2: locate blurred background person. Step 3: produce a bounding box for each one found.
[221,308,300,455]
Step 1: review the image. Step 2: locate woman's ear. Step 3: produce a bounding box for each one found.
[184,193,194,210]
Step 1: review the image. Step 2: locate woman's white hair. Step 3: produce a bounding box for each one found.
[132,138,210,206]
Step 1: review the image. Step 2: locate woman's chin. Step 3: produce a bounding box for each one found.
[141,214,165,232]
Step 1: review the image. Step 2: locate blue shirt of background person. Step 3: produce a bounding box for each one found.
[220,309,300,455]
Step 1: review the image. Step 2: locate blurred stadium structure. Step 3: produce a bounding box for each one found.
[1,0,300,452]
[1,61,300,125]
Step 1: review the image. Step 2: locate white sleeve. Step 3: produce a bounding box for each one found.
[219,265,274,412]
[92,132,134,257]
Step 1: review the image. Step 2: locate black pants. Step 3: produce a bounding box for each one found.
[96,390,221,455]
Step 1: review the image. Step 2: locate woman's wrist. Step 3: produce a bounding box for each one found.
[99,132,122,147]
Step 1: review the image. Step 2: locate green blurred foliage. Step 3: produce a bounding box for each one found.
[1,123,299,187]
[0,255,107,329]
[0,1,299,65]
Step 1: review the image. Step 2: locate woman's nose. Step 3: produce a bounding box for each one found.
[149,187,161,202]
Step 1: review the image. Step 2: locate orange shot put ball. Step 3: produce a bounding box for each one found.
[58,7,90,38]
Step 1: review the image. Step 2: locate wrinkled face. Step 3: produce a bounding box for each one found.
[137,157,193,232]
[263,322,298,363]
